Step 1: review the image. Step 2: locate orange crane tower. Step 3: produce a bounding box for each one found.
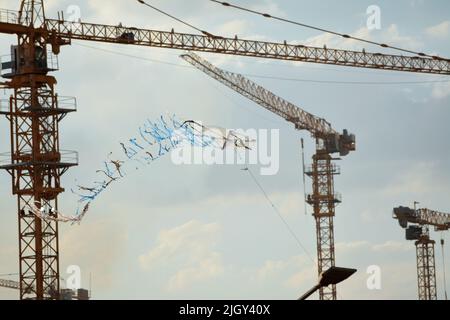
[393,206,450,300]
[181,53,355,300]
[0,0,449,300]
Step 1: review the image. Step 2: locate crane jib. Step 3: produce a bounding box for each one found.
[0,12,449,74]
[181,53,356,157]
[41,18,449,75]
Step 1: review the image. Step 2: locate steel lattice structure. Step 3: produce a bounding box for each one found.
[393,206,450,300]
[1,15,450,74]
[181,53,335,136]
[416,232,437,300]
[0,0,449,300]
[42,20,450,75]
[0,0,77,300]
[0,279,20,290]
[305,150,341,300]
[182,53,353,300]
[415,209,450,230]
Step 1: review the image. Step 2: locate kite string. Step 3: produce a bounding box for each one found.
[235,146,315,265]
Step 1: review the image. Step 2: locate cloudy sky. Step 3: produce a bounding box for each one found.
[0,0,450,300]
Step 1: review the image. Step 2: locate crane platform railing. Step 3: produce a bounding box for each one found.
[0,9,18,25]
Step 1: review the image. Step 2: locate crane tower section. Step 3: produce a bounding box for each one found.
[181,53,355,300]
[393,206,450,300]
[0,0,77,300]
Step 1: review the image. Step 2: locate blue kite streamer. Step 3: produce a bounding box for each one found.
[28,115,251,224]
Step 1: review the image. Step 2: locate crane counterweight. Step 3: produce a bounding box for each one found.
[323,130,356,156]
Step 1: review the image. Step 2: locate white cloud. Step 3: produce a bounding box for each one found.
[382,161,439,196]
[256,259,288,281]
[285,266,316,290]
[256,255,306,282]
[249,1,286,18]
[253,255,315,290]
[336,241,370,254]
[425,21,450,39]
[338,261,417,300]
[268,192,305,217]
[372,241,412,252]
[383,24,423,50]
[59,218,128,290]
[138,220,224,292]
[167,252,224,292]
[431,81,450,100]
[252,238,420,299]
[215,19,249,37]
[300,24,422,52]
[360,209,378,223]
[152,190,306,217]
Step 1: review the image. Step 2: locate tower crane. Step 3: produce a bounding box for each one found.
[0,279,21,291]
[0,0,448,300]
[181,53,355,300]
[0,278,90,300]
[393,205,450,300]
[0,278,52,297]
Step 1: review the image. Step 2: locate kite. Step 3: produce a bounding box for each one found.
[29,115,251,224]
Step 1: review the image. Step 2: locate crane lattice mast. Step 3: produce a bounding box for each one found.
[394,206,450,300]
[181,53,355,300]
